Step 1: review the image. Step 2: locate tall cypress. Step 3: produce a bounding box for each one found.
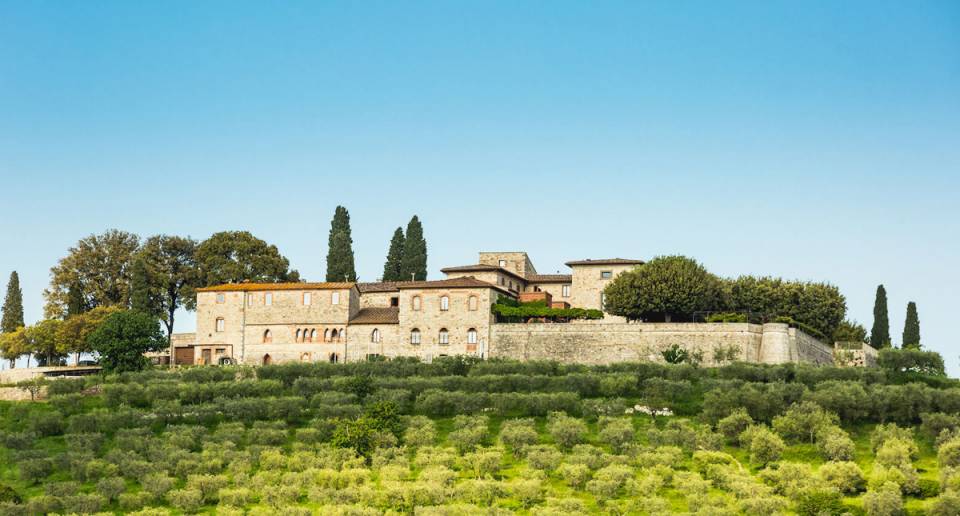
[382,227,406,281]
[870,284,891,349]
[67,281,87,317]
[400,215,428,281]
[129,256,153,314]
[1,271,25,332]
[326,206,357,282]
[902,301,921,349]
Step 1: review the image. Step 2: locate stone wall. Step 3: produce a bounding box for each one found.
[489,322,833,366]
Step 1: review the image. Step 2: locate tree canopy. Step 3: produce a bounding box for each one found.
[88,310,166,373]
[138,235,200,342]
[400,216,427,281]
[326,206,357,282]
[382,227,406,281]
[603,255,723,322]
[193,231,299,293]
[1,271,24,333]
[902,301,921,349]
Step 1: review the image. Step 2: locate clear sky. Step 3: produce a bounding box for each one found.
[1,2,958,371]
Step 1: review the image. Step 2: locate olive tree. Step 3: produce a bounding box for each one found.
[603,255,723,322]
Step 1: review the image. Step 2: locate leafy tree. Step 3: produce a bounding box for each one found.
[382,227,405,281]
[902,302,920,349]
[400,215,427,281]
[833,319,868,344]
[138,235,200,354]
[16,376,47,401]
[2,271,24,333]
[0,327,28,368]
[863,481,903,516]
[44,229,141,318]
[57,306,122,365]
[772,401,839,443]
[725,275,847,339]
[87,311,165,372]
[128,255,152,314]
[878,348,945,376]
[546,412,587,449]
[743,425,784,466]
[326,206,357,282]
[25,319,65,366]
[604,255,723,322]
[193,231,299,290]
[871,285,891,349]
[66,280,87,317]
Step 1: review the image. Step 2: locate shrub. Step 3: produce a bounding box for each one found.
[462,447,502,479]
[118,491,152,511]
[18,458,53,484]
[168,488,204,512]
[878,348,946,376]
[186,473,229,503]
[546,412,587,449]
[863,481,904,516]
[61,493,106,514]
[586,464,635,499]
[403,416,436,448]
[510,478,545,508]
[141,473,175,500]
[759,462,816,498]
[795,488,846,516]
[940,438,960,469]
[499,419,539,455]
[96,476,126,501]
[872,423,916,453]
[30,411,65,436]
[447,417,488,454]
[930,490,960,516]
[772,401,838,443]
[743,426,785,466]
[819,461,865,494]
[525,445,563,471]
[598,417,635,453]
[0,484,21,504]
[817,427,856,461]
[717,408,753,442]
[557,463,591,489]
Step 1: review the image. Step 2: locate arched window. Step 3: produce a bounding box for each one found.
[468,296,478,311]
[467,328,478,344]
[262,354,272,365]
[410,328,421,345]
[215,318,225,332]
[439,328,449,345]
[329,352,339,363]
[371,329,380,343]
[300,352,311,362]
[440,296,449,311]
[263,330,272,343]
[412,295,421,311]
[331,329,339,342]
[295,329,302,342]
[310,329,317,342]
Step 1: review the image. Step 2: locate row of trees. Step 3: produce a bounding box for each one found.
[871,284,922,349]
[602,256,849,339]
[325,206,429,282]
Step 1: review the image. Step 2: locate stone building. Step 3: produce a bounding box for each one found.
[178,251,857,367]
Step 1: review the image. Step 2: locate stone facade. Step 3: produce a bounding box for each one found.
[186,250,855,368]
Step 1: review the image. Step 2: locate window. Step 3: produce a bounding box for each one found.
[303,292,312,305]
[295,329,302,342]
[216,293,225,304]
[562,285,571,297]
[468,296,478,311]
[390,296,399,307]
[331,291,340,305]
[371,328,381,343]
[410,328,421,345]
[331,329,339,342]
[263,330,272,343]
[499,259,507,267]
[310,329,317,342]
[412,295,421,311]
[467,328,477,344]
[439,328,449,345]
[440,296,449,311]
[499,277,505,286]
[601,293,607,310]
[265,292,273,306]
[215,348,225,355]
[324,329,331,342]
[601,271,613,279]
[247,294,253,306]
[509,281,513,290]
[215,318,225,332]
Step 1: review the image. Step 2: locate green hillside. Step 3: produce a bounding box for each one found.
[2,354,960,515]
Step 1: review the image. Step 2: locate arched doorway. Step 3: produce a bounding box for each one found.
[329,352,339,364]
[262,354,272,365]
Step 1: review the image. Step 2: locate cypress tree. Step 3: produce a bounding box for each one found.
[67,281,86,317]
[382,227,406,281]
[129,256,153,314]
[400,215,428,281]
[870,284,891,349]
[1,271,24,332]
[326,206,357,282]
[902,301,921,349]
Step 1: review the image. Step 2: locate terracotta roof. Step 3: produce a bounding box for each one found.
[357,282,407,293]
[349,307,400,324]
[396,277,513,295]
[441,264,527,281]
[197,282,354,292]
[526,274,573,283]
[564,258,644,266]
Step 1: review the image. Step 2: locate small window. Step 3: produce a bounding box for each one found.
[412,295,421,311]
[324,329,331,342]
[509,281,513,290]
[310,329,317,342]
[499,277,505,286]
[215,348,225,355]
[331,291,340,305]
[468,296,478,311]
[296,329,302,342]
[216,293,225,304]
[440,296,449,311]
[601,271,613,279]
[499,259,507,267]
[467,328,477,344]
[247,294,253,306]
[215,318,225,332]
[371,328,381,343]
[303,292,312,305]
[410,328,421,345]
[390,296,399,307]
[439,328,449,345]
[263,329,272,343]
[562,285,571,297]
[331,328,339,341]
[265,292,273,306]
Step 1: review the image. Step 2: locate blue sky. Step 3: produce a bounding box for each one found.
[1,1,958,371]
